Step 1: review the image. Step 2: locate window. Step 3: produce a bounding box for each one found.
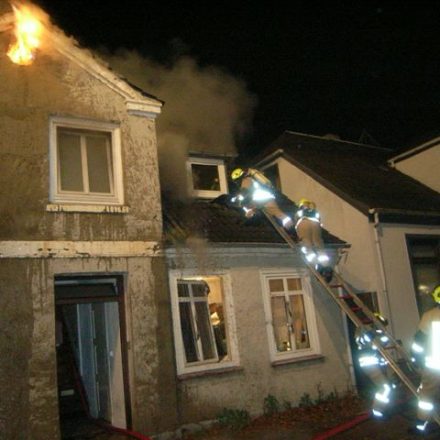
[169,273,239,375]
[50,117,124,205]
[261,270,320,362]
[407,236,440,316]
[187,157,228,198]
[263,163,281,190]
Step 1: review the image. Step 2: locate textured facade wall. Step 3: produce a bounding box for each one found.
[0,256,176,439]
[0,16,176,439]
[0,30,162,242]
[166,248,352,423]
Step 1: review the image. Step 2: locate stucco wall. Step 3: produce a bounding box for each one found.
[378,224,440,348]
[274,158,382,295]
[166,247,352,423]
[394,144,440,193]
[0,255,176,440]
[0,31,162,241]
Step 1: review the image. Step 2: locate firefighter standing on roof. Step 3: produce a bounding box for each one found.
[230,167,295,231]
[409,285,440,435]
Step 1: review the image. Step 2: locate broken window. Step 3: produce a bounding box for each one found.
[187,157,228,198]
[262,271,321,362]
[171,274,239,376]
[50,117,124,206]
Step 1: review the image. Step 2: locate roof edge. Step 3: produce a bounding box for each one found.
[388,136,440,165]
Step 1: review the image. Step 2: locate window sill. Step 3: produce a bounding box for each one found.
[46,204,130,214]
[177,365,243,381]
[271,354,324,367]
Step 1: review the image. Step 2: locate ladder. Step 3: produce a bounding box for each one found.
[262,209,440,426]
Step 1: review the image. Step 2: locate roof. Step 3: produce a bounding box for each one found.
[162,195,346,248]
[256,131,440,222]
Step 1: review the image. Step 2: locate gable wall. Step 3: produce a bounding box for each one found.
[394,143,440,193]
[274,158,383,297]
[0,34,162,241]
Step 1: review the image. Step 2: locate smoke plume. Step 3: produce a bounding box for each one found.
[104,50,256,200]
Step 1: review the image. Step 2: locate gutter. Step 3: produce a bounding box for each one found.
[254,148,285,168]
[369,209,395,336]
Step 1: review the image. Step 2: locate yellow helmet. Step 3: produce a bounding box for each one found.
[374,312,388,326]
[298,198,315,209]
[432,285,440,304]
[231,168,244,180]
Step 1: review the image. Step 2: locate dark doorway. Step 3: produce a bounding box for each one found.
[55,276,130,438]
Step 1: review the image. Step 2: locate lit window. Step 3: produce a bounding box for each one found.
[406,236,440,316]
[187,157,228,198]
[261,270,320,362]
[170,273,239,375]
[50,117,124,205]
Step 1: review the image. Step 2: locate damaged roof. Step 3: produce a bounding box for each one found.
[256,131,440,223]
[162,195,346,247]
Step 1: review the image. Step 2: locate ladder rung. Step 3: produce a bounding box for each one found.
[339,295,352,300]
[330,284,343,288]
[350,306,361,311]
[361,318,372,324]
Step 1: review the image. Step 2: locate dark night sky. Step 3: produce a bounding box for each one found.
[34,0,440,153]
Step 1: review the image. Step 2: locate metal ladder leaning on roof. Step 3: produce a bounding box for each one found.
[261,209,440,426]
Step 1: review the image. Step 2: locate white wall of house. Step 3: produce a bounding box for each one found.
[272,158,383,296]
[377,224,440,348]
[392,143,440,192]
[166,246,352,423]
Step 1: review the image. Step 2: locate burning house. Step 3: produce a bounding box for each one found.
[1,1,356,439]
[0,1,176,438]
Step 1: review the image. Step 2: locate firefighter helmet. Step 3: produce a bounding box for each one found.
[432,285,440,304]
[374,312,388,327]
[231,168,244,180]
[298,198,316,209]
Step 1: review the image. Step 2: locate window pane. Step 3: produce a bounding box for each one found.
[192,282,209,298]
[271,296,291,352]
[269,279,284,292]
[86,133,112,193]
[177,283,190,298]
[58,131,84,191]
[195,302,216,360]
[289,295,310,349]
[179,302,198,363]
[287,278,302,291]
[191,164,220,191]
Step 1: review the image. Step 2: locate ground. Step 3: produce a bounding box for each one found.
[63,392,440,440]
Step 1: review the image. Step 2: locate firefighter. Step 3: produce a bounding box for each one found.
[230,167,295,231]
[355,313,396,419]
[409,285,440,435]
[294,198,332,281]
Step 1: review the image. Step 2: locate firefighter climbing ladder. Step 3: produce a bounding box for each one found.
[261,209,440,426]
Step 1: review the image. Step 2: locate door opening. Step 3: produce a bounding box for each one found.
[55,276,130,437]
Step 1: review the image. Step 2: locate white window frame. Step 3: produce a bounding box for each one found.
[186,157,228,199]
[169,270,240,376]
[49,116,124,205]
[260,268,321,363]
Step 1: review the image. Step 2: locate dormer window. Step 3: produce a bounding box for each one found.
[187,157,228,198]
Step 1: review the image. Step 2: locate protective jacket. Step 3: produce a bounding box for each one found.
[411,305,440,432]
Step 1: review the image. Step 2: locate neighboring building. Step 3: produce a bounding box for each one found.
[0,3,176,439]
[388,135,440,193]
[159,150,353,426]
[255,131,440,354]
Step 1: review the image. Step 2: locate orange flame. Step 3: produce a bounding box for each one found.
[7,5,42,65]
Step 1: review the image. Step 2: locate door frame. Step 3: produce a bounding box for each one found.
[55,274,132,429]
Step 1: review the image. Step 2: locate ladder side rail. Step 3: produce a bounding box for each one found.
[333,272,417,369]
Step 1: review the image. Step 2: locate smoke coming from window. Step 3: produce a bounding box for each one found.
[104,50,256,199]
